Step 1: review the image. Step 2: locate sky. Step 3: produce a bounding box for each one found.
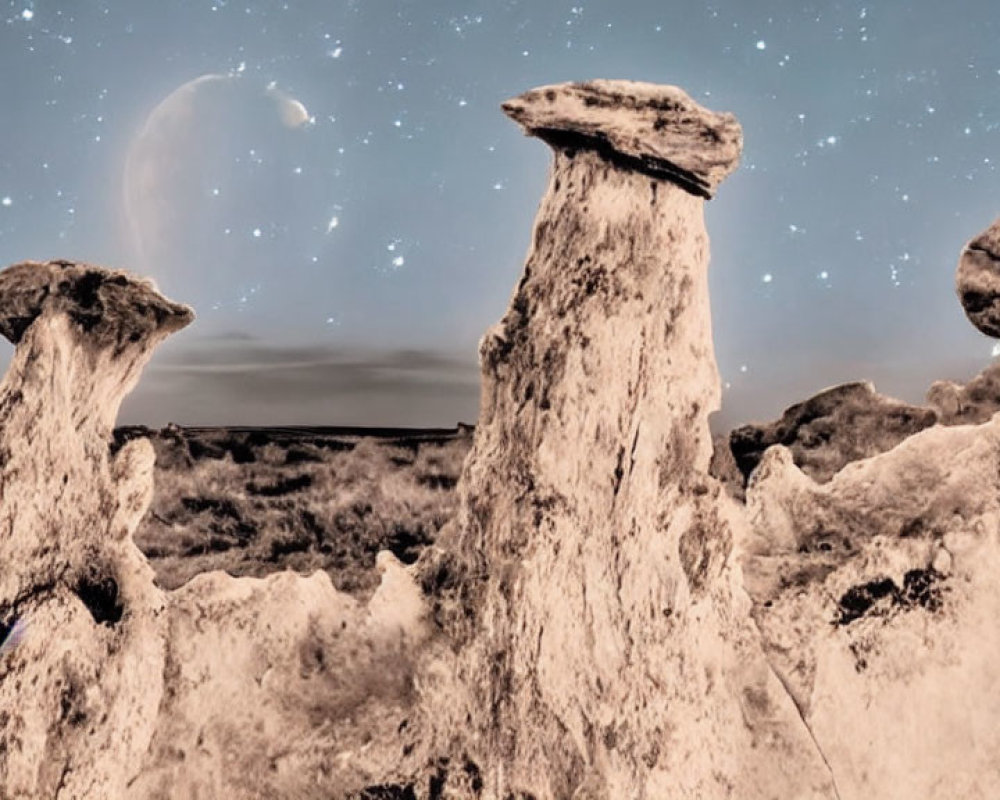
[0,0,998,429]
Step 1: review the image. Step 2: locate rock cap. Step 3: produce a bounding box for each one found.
[0,260,193,350]
[501,79,742,198]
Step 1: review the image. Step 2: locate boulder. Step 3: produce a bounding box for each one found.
[956,216,1000,337]
[928,360,1000,425]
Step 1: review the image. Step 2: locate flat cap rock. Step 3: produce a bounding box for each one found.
[0,259,193,350]
[501,79,742,198]
[957,217,1000,337]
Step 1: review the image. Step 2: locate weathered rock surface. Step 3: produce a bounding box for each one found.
[927,360,1000,425]
[727,381,938,485]
[0,261,434,798]
[743,421,1000,799]
[733,216,1000,799]
[957,216,1000,337]
[423,80,837,799]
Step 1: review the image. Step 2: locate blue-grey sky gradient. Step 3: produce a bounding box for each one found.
[0,0,997,428]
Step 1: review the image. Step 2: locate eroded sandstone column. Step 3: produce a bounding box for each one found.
[432,82,839,799]
[0,261,436,798]
[0,261,191,797]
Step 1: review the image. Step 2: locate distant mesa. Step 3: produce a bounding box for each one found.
[957,216,1000,337]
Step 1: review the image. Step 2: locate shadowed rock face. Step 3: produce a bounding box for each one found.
[423,80,837,799]
[727,381,938,486]
[957,217,1000,337]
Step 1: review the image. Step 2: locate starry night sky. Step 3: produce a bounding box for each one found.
[0,0,998,429]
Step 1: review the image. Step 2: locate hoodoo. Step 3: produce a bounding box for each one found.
[0,262,191,796]
[8,83,1000,799]
[0,261,431,798]
[957,216,1000,338]
[429,81,839,798]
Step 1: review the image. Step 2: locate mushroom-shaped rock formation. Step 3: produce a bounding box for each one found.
[0,261,192,797]
[957,216,1000,337]
[727,381,938,486]
[0,261,433,798]
[422,81,838,799]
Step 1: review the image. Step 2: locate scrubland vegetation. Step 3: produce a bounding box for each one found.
[114,425,472,598]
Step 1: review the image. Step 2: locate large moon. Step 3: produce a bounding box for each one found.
[121,73,314,312]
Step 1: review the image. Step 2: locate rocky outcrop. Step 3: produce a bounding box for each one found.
[735,213,1000,799]
[927,360,1000,425]
[0,262,191,797]
[717,216,1000,497]
[957,216,1000,337]
[424,81,838,799]
[0,261,433,798]
[742,418,1000,799]
[727,381,938,486]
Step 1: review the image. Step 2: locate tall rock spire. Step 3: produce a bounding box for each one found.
[435,81,838,799]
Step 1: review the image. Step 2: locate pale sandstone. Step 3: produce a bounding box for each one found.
[0,262,432,799]
[6,79,1000,800]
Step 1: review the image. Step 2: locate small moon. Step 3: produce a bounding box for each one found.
[266,83,311,128]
